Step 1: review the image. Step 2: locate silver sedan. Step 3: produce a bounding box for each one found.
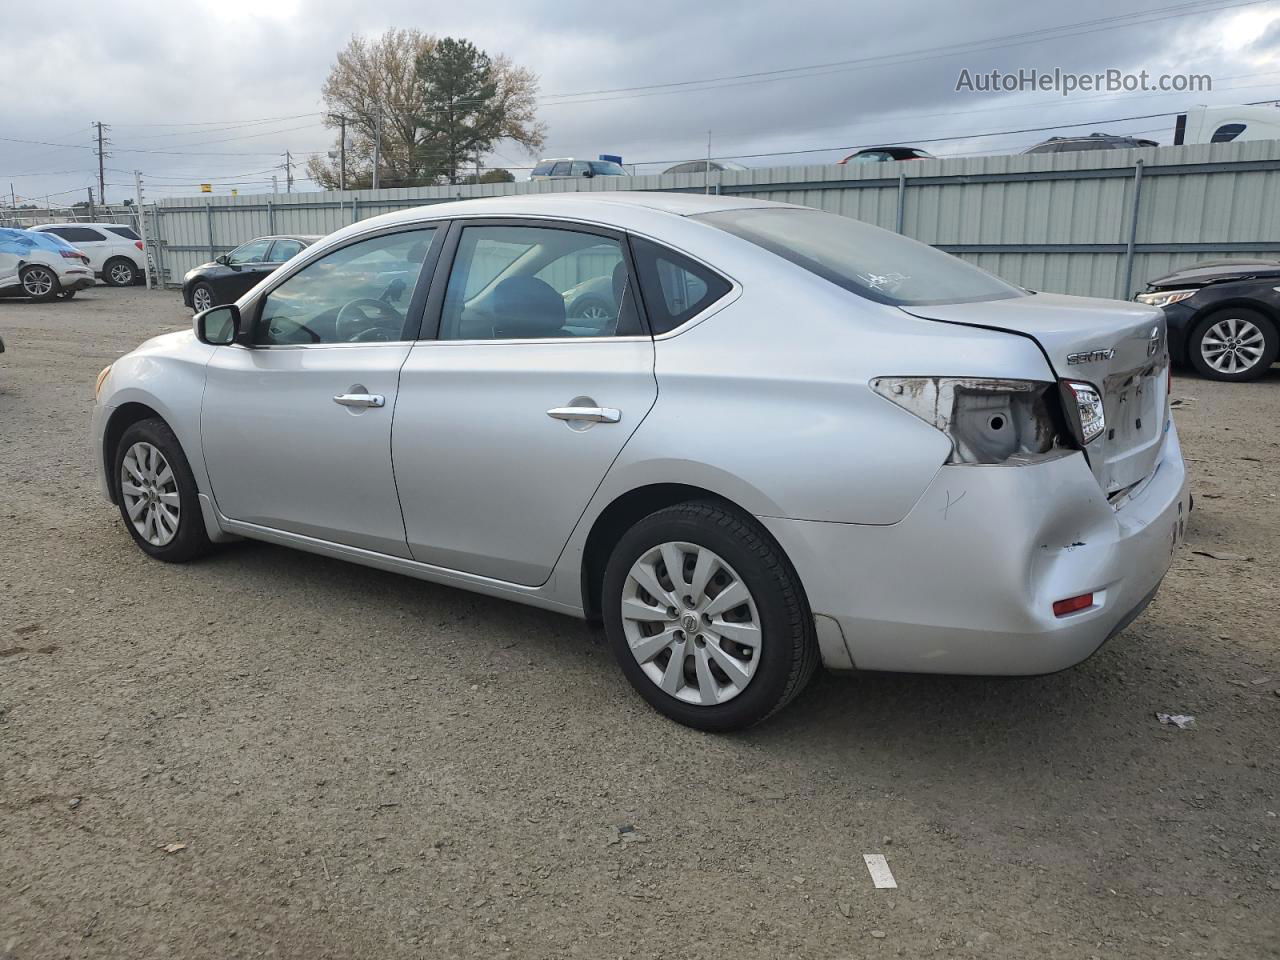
[91,192,1189,730]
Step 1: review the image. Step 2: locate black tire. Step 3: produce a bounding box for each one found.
[103,257,137,287]
[1187,307,1278,382]
[602,500,818,732]
[113,417,212,563]
[190,282,217,314]
[20,265,59,302]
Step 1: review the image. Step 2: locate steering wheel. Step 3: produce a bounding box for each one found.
[335,298,402,342]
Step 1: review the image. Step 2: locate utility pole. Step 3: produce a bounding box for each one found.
[272,175,279,194]
[283,150,294,193]
[133,170,152,290]
[372,110,382,191]
[87,187,95,221]
[94,122,109,205]
[337,115,348,191]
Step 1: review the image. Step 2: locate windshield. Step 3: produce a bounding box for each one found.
[697,207,1025,306]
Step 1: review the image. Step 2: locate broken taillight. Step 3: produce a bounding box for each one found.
[871,377,1071,465]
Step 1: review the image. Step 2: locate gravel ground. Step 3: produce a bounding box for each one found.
[1,287,1277,960]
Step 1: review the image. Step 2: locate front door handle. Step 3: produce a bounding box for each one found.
[546,405,621,424]
[333,393,385,408]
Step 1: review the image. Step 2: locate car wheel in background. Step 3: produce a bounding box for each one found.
[113,417,212,563]
[602,500,818,731]
[1188,307,1278,381]
[190,283,216,313]
[104,258,137,287]
[57,289,76,300]
[20,265,59,302]
[569,298,613,322]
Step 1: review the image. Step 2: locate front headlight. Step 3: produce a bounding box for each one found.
[94,364,112,399]
[1135,288,1196,308]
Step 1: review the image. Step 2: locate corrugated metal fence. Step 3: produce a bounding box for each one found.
[90,139,1280,299]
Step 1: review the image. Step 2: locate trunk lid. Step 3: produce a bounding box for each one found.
[901,292,1169,497]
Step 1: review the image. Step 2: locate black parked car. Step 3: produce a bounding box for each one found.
[182,235,319,313]
[1136,259,1280,381]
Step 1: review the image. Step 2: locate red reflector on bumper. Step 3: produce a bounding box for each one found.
[1053,593,1094,617]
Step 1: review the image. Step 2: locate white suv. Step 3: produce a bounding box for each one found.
[0,228,96,301]
[29,222,146,286]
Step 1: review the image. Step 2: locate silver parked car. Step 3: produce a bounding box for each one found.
[91,193,1189,730]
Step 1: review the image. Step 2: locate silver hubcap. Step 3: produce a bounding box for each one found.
[621,542,761,706]
[121,442,180,547]
[578,304,611,322]
[23,269,54,296]
[193,288,212,311]
[1202,317,1265,374]
[110,263,132,284]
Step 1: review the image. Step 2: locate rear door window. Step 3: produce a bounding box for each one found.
[268,239,305,262]
[550,162,571,177]
[106,226,141,240]
[47,226,106,243]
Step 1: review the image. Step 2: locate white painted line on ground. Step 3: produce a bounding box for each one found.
[863,853,897,889]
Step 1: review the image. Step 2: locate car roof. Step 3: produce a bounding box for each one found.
[31,222,135,229]
[372,191,785,223]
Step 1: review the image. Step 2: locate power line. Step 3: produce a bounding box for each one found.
[539,0,1273,105]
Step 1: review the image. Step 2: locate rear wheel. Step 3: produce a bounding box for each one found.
[20,265,59,302]
[104,258,137,287]
[114,418,212,563]
[1188,307,1278,381]
[58,289,77,300]
[602,500,817,731]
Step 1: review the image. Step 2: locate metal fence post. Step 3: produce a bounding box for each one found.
[352,196,359,224]
[895,171,907,234]
[1120,159,1145,300]
[206,203,215,260]
[153,207,168,288]
[267,200,275,235]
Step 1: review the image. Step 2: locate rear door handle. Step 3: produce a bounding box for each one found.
[546,405,621,424]
[333,393,385,408]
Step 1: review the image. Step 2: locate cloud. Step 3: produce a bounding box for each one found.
[0,0,1274,204]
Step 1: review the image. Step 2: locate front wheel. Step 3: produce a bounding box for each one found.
[113,418,212,562]
[1188,308,1278,381]
[602,500,818,731]
[190,282,216,314]
[20,265,59,302]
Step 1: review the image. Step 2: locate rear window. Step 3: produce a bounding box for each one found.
[696,208,1024,307]
[106,226,141,240]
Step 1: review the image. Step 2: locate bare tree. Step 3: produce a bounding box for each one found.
[307,29,545,190]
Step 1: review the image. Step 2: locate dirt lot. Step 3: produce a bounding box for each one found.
[1,286,1277,959]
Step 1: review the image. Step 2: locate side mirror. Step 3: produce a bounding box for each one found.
[194,304,240,346]
[214,254,230,265]
[581,168,594,178]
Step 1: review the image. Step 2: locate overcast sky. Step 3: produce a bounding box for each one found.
[3,0,1279,205]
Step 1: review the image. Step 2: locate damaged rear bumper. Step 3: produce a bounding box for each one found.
[763,421,1189,676]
